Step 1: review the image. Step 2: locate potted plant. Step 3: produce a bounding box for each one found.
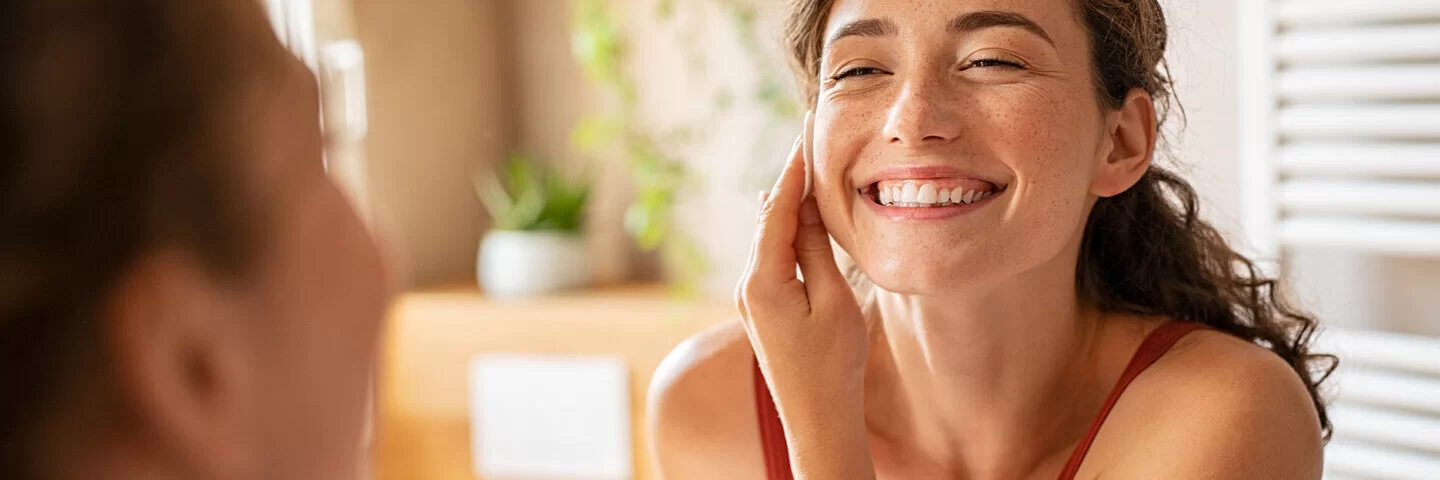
[475,152,592,298]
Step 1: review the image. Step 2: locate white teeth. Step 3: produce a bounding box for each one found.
[871,181,1001,207]
[916,184,937,203]
[901,183,919,203]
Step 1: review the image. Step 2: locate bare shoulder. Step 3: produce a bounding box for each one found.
[647,318,767,479]
[1087,327,1326,479]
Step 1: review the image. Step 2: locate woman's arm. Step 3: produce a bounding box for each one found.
[735,112,876,480]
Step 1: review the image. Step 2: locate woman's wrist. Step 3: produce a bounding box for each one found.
[779,398,875,480]
[771,378,874,479]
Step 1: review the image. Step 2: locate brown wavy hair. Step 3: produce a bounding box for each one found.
[783,0,1334,439]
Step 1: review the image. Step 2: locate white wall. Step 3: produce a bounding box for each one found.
[1161,0,1244,238]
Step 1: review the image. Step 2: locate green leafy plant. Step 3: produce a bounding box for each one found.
[476,152,591,233]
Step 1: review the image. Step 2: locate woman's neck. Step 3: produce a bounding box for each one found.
[860,257,1133,478]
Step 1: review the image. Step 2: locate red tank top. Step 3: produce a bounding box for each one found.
[752,321,1208,480]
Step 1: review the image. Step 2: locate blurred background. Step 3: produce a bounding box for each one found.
[268,0,1440,478]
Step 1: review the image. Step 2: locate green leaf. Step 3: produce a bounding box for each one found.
[477,153,592,232]
[571,115,623,153]
[571,0,625,86]
[625,202,668,250]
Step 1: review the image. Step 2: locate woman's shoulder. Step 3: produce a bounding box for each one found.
[1084,324,1326,479]
[646,318,768,479]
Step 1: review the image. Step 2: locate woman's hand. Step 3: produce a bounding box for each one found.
[735,112,876,480]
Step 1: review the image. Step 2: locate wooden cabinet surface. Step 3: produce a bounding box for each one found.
[373,286,731,480]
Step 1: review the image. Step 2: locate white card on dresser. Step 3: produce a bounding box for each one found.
[468,354,632,480]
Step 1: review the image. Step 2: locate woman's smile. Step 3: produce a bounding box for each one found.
[854,165,1010,221]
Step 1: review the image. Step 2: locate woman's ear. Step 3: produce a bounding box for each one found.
[1091,89,1157,198]
[104,251,259,477]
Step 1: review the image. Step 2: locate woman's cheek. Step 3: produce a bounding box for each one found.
[811,112,870,248]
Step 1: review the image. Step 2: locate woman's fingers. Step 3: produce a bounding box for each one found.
[802,111,814,199]
[750,116,812,282]
[789,111,848,301]
[793,197,849,306]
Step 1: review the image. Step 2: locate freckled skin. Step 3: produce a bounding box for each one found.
[814,0,1111,294]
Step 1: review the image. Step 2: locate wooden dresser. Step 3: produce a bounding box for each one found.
[372,285,732,480]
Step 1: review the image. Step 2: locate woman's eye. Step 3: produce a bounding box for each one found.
[965,58,1025,70]
[831,66,886,81]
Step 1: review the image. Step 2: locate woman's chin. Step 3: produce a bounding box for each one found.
[860,257,993,296]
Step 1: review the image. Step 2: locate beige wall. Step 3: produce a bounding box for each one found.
[352,0,508,287]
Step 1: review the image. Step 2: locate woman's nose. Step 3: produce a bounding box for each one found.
[882,76,962,147]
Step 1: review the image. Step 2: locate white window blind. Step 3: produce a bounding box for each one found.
[1239,2,1440,478]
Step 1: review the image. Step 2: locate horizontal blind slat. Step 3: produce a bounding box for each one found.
[1280,142,1440,179]
[1330,366,1440,413]
[1278,65,1440,101]
[1279,104,1440,140]
[1278,0,1440,27]
[1317,328,1440,375]
[1326,439,1440,480]
[1330,404,1440,453]
[1280,217,1440,257]
[1279,180,1440,218]
[1278,24,1440,64]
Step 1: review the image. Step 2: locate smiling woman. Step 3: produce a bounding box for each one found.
[649,1,1331,479]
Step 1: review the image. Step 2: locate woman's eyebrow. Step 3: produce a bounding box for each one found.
[949,10,1054,45]
[824,11,1054,50]
[827,17,899,45]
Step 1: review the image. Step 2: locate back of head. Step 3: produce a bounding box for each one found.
[0,1,261,476]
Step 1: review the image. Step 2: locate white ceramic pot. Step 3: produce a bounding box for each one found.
[478,230,591,298]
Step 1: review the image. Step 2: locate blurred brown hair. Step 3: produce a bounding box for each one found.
[782,0,1333,439]
[0,1,270,476]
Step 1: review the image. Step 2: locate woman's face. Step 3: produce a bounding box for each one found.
[813,0,1114,295]
[226,9,390,479]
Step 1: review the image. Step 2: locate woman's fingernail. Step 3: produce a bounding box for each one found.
[800,200,821,225]
[758,191,770,203]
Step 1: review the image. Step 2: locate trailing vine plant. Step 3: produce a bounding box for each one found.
[569,0,799,295]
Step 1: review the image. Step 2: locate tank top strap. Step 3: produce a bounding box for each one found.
[752,357,794,480]
[1056,321,1210,480]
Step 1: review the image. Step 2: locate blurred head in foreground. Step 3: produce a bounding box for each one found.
[0,1,389,479]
